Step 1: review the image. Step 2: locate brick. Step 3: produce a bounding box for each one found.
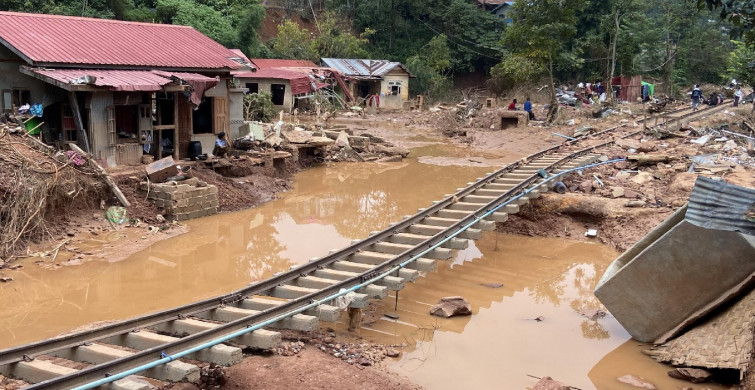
[187,197,200,206]
[206,194,218,202]
[182,177,199,186]
[207,207,218,214]
[209,200,219,208]
[176,213,189,221]
[208,186,218,195]
[188,211,202,219]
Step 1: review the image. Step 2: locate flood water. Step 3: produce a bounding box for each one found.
[0,136,733,389]
[341,234,733,390]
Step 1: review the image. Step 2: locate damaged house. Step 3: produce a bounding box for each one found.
[320,58,413,109]
[0,11,253,164]
[236,58,354,114]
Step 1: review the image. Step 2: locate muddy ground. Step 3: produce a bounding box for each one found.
[1,100,753,389]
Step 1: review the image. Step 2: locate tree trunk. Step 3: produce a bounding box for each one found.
[608,10,621,105]
[547,54,558,123]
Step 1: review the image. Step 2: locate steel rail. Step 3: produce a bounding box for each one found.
[23,130,632,389]
[3,100,733,388]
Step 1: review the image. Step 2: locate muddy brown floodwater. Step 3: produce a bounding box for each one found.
[334,233,735,390]
[0,133,736,390]
[0,143,493,349]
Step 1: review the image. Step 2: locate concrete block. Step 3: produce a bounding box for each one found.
[153,318,279,351]
[0,359,76,384]
[51,343,130,364]
[208,186,218,195]
[106,376,153,390]
[192,344,242,366]
[272,285,318,299]
[348,251,393,265]
[144,360,200,383]
[371,241,452,260]
[330,260,373,273]
[389,232,468,250]
[404,258,436,272]
[359,284,388,299]
[398,268,420,282]
[296,275,339,289]
[408,224,482,240]
[240,297,341,323]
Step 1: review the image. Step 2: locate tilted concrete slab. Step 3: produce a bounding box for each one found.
[595,219,755,343]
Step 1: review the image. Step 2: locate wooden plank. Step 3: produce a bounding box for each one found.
[69,91,90,153]
[69,144,130,207]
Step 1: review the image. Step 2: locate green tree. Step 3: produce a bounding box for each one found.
[728,40,755,85]
[500,0,584,123]
[236,3,266,57]
[156,0,237,47]
[692,0,755,43]
[271,20,319,61]
[406,34,452,97]
[313,11,373,59]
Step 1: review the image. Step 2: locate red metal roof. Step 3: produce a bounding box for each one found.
[250,59,319,69]
[23,67,218,92]
[0,11,243,70]
[236,68,325,95]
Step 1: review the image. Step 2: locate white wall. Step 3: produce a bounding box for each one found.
[237,77,293,112]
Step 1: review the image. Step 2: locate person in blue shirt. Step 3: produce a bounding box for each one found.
[691,84,703,111]
[213,131,229,157]
[524,97,535,120]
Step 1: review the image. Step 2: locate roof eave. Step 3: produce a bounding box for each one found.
[28,62,237,74]
[0,38,35,65]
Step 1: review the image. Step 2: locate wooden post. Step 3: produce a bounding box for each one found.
[347,307,361,332]
[69,144,131,207]
[68,91,90,153]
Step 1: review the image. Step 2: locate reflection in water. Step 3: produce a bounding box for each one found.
[0,157,490,349]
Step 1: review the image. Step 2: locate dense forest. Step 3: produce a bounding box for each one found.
[2,0,755,98]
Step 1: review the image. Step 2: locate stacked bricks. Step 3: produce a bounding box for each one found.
[142,178,219,221]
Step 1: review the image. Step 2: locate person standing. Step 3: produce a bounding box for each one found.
[523,97,535,120]
[507,98,517,110]
[691,84,703,111]
[734,86,744,107]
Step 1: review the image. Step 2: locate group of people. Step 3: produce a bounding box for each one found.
[690,83,746,111]
[506,98,536,120]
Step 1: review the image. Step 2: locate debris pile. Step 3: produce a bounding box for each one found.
[275,330,404,367]
[0,116,104,260]
[558,121,755,208]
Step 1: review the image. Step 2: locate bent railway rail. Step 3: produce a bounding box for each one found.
[0,102,730,389]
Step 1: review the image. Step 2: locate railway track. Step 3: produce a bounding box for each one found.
[0,101,734,390]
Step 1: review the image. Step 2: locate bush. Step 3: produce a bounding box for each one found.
[243,92,275,122]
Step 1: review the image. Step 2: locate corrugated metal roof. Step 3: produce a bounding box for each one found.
[236,68,325,95]
[251,59,319,69]
[24,67,217,92]
[0,11,242,69]
[477,0,514,5]
[686,176,755,235]
[320,58,413,78]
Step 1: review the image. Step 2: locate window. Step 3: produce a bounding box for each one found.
[192,97,214,134]
[114,105,139,143]
[12,89,30,107]
[391,85,401,96]
[2,89,31,112]
[271,84,286,105]
[246,83,259,94]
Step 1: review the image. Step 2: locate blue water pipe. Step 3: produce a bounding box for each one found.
[73,157,625,390]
